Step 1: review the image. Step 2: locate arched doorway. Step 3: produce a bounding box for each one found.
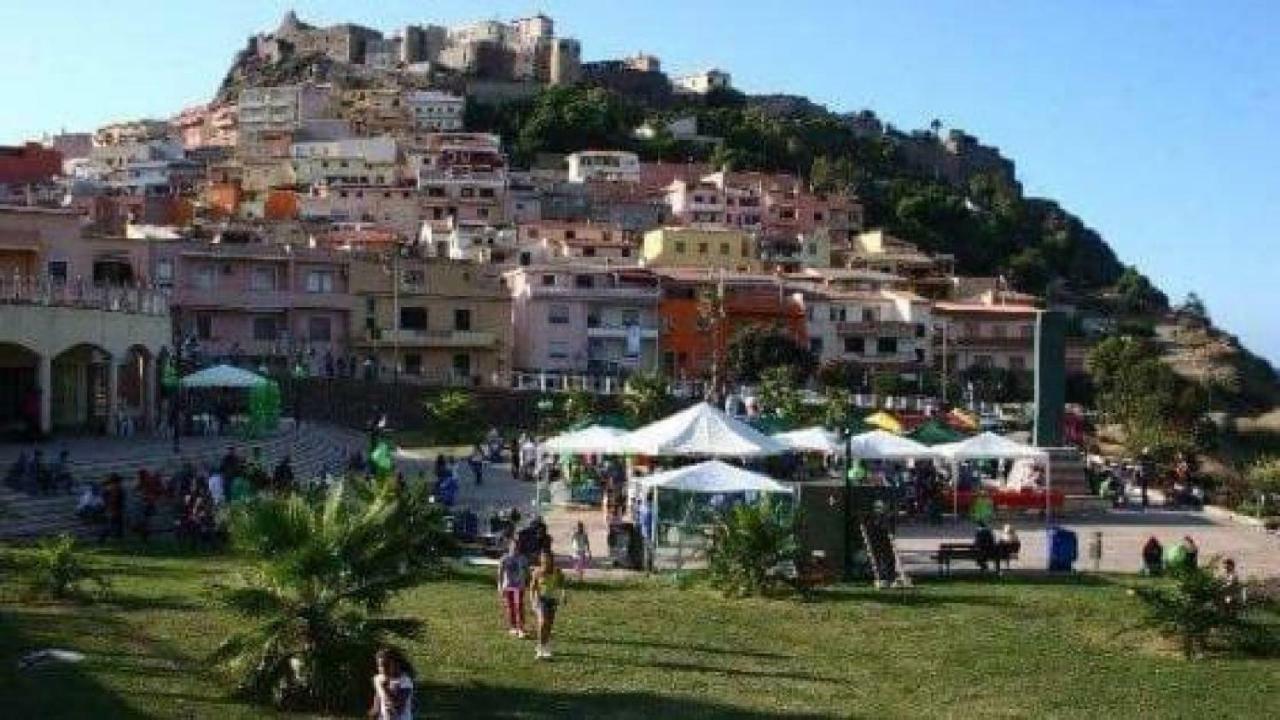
[0,342,40,438]
[51,343,112,434]
[118,345,154,434]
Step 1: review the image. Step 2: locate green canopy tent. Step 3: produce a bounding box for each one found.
[908,419,969,446]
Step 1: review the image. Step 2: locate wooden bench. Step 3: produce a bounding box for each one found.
[933,542,1020,575]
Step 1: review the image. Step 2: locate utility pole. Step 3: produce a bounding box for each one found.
[940,320,949,406]
[390,246,401,384]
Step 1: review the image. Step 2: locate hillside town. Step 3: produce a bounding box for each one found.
[0,12,1072,433]
[2,10,1279,720]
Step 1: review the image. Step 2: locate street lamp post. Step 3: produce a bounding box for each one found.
[292,359,308,440]
[843,427,854,581]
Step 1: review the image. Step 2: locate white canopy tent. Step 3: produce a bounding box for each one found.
[179,364,269,389]
[636,460,793,555]
[637,460,794,494]
[541,425,629,455]
[847,429,939,461]
[935,432,1052,519]
[620,402,789,458]
[773,427,842,455]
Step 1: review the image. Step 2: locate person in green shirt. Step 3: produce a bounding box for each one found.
[227,474,252,504]
[529,550,567,660]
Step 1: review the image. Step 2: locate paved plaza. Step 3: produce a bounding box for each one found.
[896,509,1280,578]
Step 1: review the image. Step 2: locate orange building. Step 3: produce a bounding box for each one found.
[656,269,806,381]
[263,189,300,220]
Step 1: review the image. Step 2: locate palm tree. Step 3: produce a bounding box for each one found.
[212,479,450,712]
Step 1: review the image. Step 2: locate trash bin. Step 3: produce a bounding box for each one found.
[1047,527,1078,572]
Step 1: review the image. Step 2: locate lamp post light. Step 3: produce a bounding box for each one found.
[843,426,855,581]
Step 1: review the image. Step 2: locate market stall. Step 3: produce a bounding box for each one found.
[935,432,1057,518]
[773,427,842,455]
[179,365,280,438]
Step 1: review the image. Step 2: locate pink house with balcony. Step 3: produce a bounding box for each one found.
[505,264,660,383]
[156,241,350,371]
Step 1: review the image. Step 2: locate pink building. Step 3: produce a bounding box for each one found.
[172,102,238,150]
[157,241,350,369]
[505,264,660,381]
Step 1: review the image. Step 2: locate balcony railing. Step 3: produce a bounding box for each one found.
[362,329,498,348]
[585,322,660,339]
[834,320,921,337]
[176,288,351,312]
[0,276,169,316]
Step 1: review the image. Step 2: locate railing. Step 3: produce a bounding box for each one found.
[510,371,630,395]
[835,320,921,337]
[0,276,169,316]
[361,329,498,348]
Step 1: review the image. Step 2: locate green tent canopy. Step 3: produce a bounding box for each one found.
[908,420,969,446]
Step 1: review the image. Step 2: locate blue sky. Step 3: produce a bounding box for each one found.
[2,1,1277,363]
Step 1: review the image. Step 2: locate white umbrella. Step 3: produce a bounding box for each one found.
[179,364,269,389]
[934,432,1051,521]
[541,425,628,454]
[847,429,938,460]
[773,427,842,454]
[636,460,793,494]
[621,402,788,458]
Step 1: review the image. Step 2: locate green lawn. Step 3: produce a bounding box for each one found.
[1,544,1277,719]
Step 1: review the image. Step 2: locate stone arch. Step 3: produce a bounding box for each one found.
[0,341,41,437]
[50,342,113,433]
[117,344,156,433]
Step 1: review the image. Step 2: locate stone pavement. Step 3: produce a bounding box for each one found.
[895,509,1280,579]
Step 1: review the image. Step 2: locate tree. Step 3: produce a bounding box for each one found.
[757,366,806,425]
[560,389,597,429]
[622,371,673,426]
[821,388,854,432]
[1114,266,1169,315]
[1086,337,1207,461]
[1179,292,1210,322]
[726,327,816,385]
[423,390,481,444]
[212,479,450,712]
[707,497,799,598]
[1245,457,1280,517]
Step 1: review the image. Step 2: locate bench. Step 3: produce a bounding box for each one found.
[933,541,1020,575]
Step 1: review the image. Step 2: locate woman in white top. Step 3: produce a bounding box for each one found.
[370,648,414,720]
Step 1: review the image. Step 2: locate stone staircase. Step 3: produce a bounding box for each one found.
[0,424,364,540]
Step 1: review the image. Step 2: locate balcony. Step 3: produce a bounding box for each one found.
[177,288,351,312]
[530,284,660,302]
[585,322,660,340]
[0,276,168,317]
[946,335,1034,349]
[363,329,498,349]
[835,320,921,337]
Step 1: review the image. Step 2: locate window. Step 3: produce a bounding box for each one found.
[876,337,898,355]
[452,353,471,377]
[697,243,708,255]
[574,275,594,289]
[154,259,173,286]
[974,354,994,368]
[399,307,427,331]
[453,308,471,331]
[582,247,597,258]
[720,243,731,255]
[252,316,278,341]
[809,338,824,355]
[306,270,335,293]
[548,341,569,359]
[862,307,879,322]
[991,324,1006,338]
[250,266,277,291]
[193,265,215,290]
[308,316,332,342]
[541,274,556,286]
[1020,324,1035,339]
[478,207,489,219]
[828,307,839,322]
[47,260,68,283]
[1009,355,1027,371]
[674,241,686,254]
[621,309,640,326]
[843,337,865,354]
[814,212,824,222]
[460,187,474,198]
[548,304,570,325]
[365,296,377,313]
[195,314,212,341]
[403,354,422,376]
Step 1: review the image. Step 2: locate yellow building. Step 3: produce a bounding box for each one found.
[640,227,760,272]
[348,257,512,387]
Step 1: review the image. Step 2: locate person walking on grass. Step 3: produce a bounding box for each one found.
[369,648,414,720]
[571,521,592,581]
[497,539,528,638]
[529,550,567,660]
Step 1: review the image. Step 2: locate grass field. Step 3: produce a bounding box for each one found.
[1,543,1278,719]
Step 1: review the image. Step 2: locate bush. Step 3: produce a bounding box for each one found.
[423,390,481,445]
[22,534,110,601]
[707,498,799,598]
[1130,559,1254,659]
